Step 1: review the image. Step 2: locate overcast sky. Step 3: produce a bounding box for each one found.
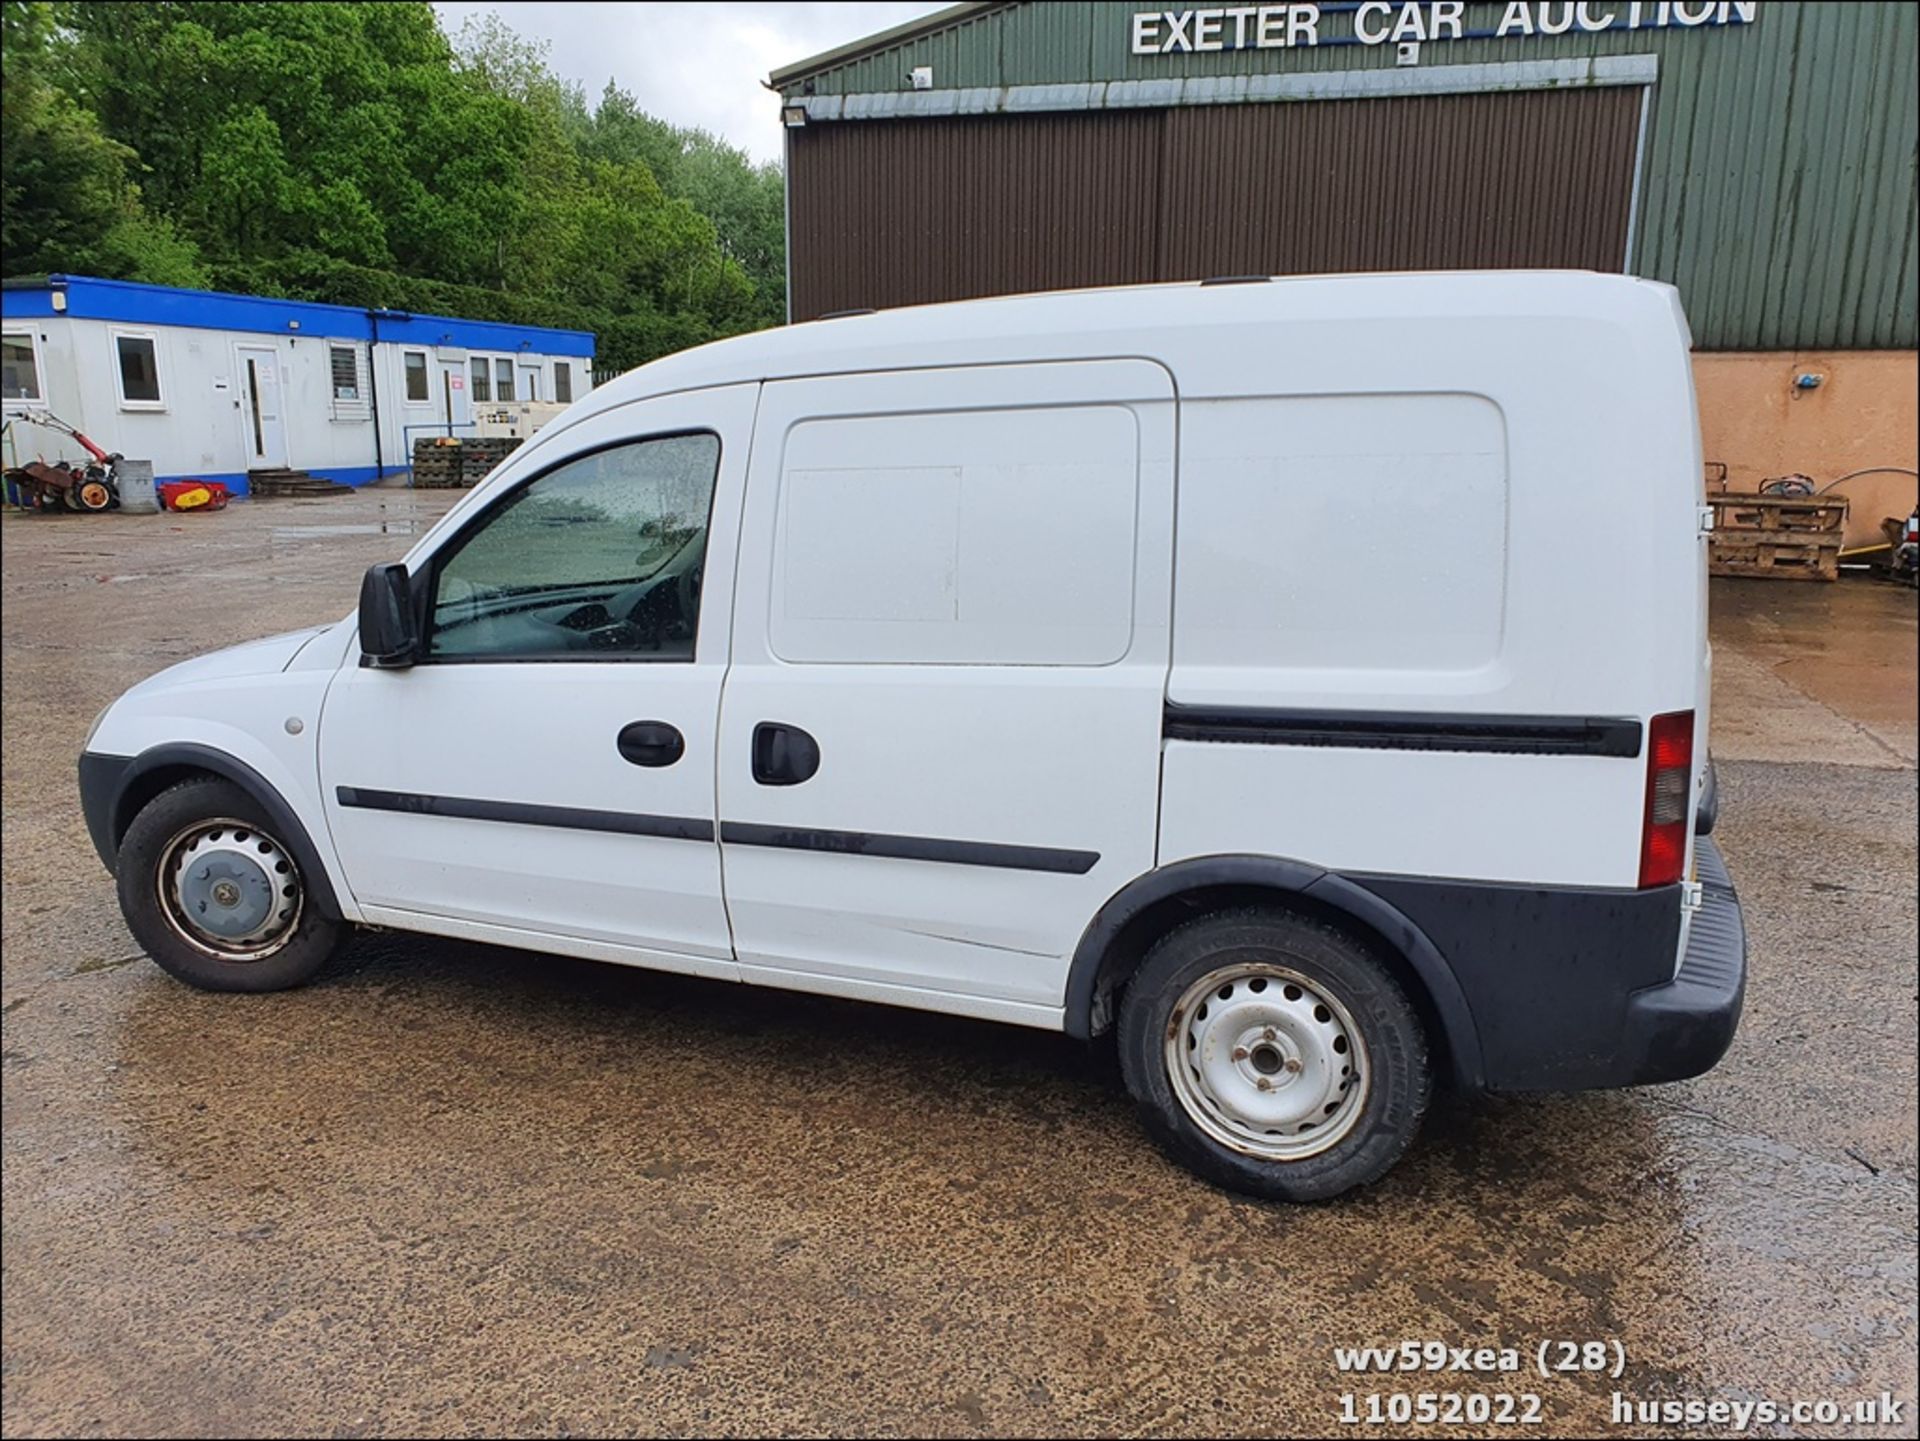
[431,2,944,165]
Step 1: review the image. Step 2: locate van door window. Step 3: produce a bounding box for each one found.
[426,433,721,662]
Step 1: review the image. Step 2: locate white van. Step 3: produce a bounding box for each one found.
[79,273,1745,1200]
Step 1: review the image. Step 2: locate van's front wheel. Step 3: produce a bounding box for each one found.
[1117,908,1430,1201]
[115,777,341,992]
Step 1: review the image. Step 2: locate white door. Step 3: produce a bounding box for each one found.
[437,352,471,434]
[318,383,759,978]
[234,344,286,468]
[717,361,1177,1025]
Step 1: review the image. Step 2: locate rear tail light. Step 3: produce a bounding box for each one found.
[1638,709,1695,888]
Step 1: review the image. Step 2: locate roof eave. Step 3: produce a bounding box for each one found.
[768,2,1008,87]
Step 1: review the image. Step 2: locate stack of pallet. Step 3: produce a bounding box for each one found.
[460,437,520,483]
[409,439,465,489]
[408,437,524,489]
[1708,492,1848,582]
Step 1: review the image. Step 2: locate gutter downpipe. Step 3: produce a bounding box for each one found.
[762,75,793,325]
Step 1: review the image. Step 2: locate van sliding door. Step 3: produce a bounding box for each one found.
[716,360,1176,1026]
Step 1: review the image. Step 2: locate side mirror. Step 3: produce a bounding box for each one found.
[358,562,419,668]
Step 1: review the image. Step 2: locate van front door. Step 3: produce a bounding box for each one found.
[717,361,1177,1025]
[317,384,758,976]
[234,344,286,469]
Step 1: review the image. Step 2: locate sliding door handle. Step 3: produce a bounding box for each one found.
[752,722,820,786]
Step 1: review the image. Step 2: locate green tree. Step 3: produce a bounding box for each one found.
[1,0,207,284]
[2,1,785,372]
[580,82,786,321]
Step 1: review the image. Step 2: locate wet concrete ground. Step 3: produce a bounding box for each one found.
[3,492,1915,1438]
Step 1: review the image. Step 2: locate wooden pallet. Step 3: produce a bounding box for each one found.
[1708,534,1841,581]
[409,437,522,489]
[1708,491,1847,581]
[409,445,465,489]
[1709,494,1847,535]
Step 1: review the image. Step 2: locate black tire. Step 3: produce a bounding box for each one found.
[73,476,114,512]
[115,777,342,992]
[1116,907,1430,1202]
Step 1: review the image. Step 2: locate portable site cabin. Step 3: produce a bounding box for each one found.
[0,275,595,497]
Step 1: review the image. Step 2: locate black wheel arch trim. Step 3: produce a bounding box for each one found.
[1062,853,1486,1089]
[81,744,346,921]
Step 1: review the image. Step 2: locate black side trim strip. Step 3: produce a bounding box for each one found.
[720,821,1099,875]
[1163,703,1643,758]
[336,787,714,842]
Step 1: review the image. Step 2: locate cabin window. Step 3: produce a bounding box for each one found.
[113,332,162,408]
[403,350,429,402]
[1,332,40,403]
[329,345,361,402]
[470,356,491,403]
[553,361,573,404]
[495,358,515,402]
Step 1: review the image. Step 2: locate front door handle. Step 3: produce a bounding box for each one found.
[752,722,820,786]
[616,720,684,768]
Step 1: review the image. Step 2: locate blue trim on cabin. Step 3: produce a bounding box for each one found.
[1,275,594,358]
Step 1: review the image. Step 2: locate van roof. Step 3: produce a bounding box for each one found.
[583,270,1681,411]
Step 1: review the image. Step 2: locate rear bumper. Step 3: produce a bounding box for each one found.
[1352,837,1746,1092]
[1619,836,1746,1087]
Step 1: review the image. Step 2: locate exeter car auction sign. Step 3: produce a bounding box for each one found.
[1129,1,1758,54]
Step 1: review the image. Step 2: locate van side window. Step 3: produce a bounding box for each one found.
[770,406,1138,665]
[427,433,721,662]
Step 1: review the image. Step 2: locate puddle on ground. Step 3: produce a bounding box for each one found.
[270,521,422,540]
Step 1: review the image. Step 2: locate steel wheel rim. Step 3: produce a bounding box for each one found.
[1163,961,1370,1161]
[155,817,304,962]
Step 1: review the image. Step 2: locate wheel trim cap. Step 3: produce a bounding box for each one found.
[1165,962,1370,1162]
[157,820,303,961]
[178,851,277,941]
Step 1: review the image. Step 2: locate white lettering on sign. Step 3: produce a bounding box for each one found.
[1540,1,1579,34]
[1127,1,1757,53]
[1132,4,1321,52]
[1355,1,1394,44]
[1497,1,1536,36]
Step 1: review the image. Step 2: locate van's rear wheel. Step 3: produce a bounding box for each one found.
[115,777,341,992]
[1117,908,1429,1201]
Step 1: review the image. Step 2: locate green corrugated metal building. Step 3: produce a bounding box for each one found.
[772,0,1918,350]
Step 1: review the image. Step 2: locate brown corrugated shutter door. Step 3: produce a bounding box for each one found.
[788,110,1165,320]
[1157,87,1642,279]
[786,86,1644,319]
